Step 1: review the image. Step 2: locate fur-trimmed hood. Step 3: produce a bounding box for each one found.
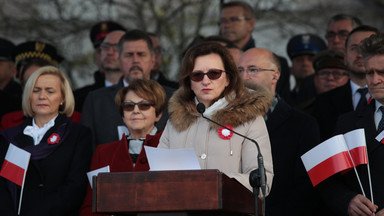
[168,83,273,132]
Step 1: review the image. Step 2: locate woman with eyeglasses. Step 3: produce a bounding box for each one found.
[79,79,166,216]
[158,41,274,193]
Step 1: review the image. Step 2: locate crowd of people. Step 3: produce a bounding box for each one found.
[0,1,383,216]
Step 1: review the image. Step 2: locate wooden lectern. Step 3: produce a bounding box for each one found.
[93,169,255,215]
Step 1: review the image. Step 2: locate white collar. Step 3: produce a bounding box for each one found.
[350,80,367,95]
[195,96,230,118]
[128,126,157,155]
[23,114,58,145]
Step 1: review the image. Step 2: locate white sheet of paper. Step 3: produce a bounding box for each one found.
[144,146,201,171]
[86,165,110,189]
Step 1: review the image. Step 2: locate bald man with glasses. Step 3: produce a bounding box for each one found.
[239,48,321,216]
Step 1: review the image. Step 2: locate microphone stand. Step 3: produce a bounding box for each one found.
[197,104,266,216]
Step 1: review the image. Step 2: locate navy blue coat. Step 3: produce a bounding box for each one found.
[265,99,321,216]
[312,82,353,141]
[0,114,92,216]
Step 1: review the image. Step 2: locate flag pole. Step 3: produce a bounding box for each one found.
[366,157,374,206]
[345,149,366,197]
[18,159,30,215]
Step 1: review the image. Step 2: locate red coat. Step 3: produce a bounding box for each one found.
[0,110,82,130]
[79,131,162,216]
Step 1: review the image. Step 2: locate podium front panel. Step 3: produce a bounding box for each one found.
[93,170,254,215]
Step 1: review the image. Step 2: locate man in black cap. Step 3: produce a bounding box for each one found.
[0,37,21,119]
[295,49,349,114]
[74,21,126,112]
[1,40,65,124]
[13,40,64,80]
[313,25,380,141]
[288,34,327,92]
[0,38,20,97]
[312,49,349,94]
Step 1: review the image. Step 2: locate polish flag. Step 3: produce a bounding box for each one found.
[301,135,354,186]
[0,144,31,186]
[344,129,368,166]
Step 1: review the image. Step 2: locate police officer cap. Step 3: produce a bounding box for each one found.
[14,41,64,70]
[0,37,16,61]
[287,33,326,60]
[90,21,126,48]
[313,49,347,71]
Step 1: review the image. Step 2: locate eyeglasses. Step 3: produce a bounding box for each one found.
[100,43,119,52]
[218,16,250,25]
[238,67,275,76]
[190,69,226,82]
[325,30,349,40]
[317,70,349,80]
[121,101,154,112]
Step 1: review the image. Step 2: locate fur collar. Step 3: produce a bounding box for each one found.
[168,83,273,132]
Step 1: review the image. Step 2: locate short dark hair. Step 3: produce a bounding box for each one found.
[327,14,362,29]
[115,79,166,117]
[118,29,154,56]
[345,25,380,49]
[360,32,384,60]
[221,1,254,19]
[180,41,244,102]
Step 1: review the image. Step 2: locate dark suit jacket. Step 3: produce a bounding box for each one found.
[265,99,321,216]
[317,101,384,215]
[81,78,174,149]
[0,90,21,120]
[74,70,106,112]
[155,71,179,89]
[312,82,353,141]
[79,132,162,216]
[0,114,92,216]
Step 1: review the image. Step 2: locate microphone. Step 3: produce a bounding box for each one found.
[196,103,267,196]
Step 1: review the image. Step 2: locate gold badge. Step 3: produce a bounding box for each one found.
[101,23,108,31]
[35,42,46,52]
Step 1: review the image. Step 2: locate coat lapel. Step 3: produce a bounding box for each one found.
[355,102,381,153]
[266,100,291,132]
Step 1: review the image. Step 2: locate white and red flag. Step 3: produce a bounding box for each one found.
[301,135,354,186]
[0,143,31,186]
[344,129,368,167]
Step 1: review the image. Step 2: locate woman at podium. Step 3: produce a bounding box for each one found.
[79,79,167,216]
[158,42,274,193]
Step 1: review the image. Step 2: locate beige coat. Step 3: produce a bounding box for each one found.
[158,84,274,194]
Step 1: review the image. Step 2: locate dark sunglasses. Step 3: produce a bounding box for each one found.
[121,101,154,112]
[190,69,225,82]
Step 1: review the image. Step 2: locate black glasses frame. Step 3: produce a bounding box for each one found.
[121,101,154,112]
[190,69,226,82]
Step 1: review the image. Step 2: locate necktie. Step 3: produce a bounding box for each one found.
[356,88,368,111]
[377,106,384,133]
